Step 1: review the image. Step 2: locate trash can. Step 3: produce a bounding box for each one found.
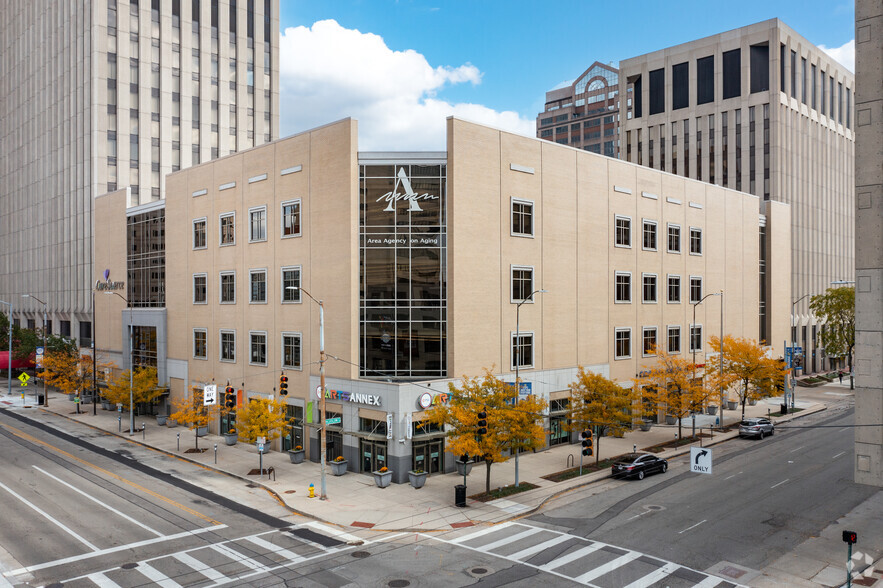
[780,403,788,415]
[455,484,467,507]
[36,394,45,405]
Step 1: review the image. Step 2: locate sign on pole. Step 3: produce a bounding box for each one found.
[386,413,393,440]
[203,384,218,406]
[690,447,713,474]
[325,416,341,425]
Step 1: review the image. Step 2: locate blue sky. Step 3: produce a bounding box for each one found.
[278,0,856,150]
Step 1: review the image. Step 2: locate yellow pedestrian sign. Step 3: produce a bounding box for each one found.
[18,373,30,387]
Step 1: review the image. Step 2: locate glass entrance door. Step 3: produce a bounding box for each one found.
[549,416,569,446]
[412,439,443,473]
[359,439,387,473]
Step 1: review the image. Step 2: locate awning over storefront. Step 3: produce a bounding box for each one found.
[0,351,32,370]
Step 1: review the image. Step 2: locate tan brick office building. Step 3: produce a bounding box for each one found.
[94,117,790,482]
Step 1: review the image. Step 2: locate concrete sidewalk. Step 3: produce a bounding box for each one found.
[0,381,829,533]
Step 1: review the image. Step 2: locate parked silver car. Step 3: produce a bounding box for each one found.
[739,417,775,439]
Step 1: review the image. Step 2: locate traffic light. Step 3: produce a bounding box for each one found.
[279,372,288,396]
[477,409,487,436]
[225,386,235,408]
[581,430,593,456]
[843,530,857,545]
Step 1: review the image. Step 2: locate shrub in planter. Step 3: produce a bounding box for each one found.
[224,429,238,446]
[639,420,652,431]
[330,456,348,476]
[408,469,428,489]
[706,405,718,415]
[196,425,208,437]
[156,414,168,426]
[288,445,305,464]
[373,466,393,488]
[166,418,177,428]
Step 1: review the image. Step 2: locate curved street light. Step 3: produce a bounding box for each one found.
[514,288,547,488]
[22,294,48,407]
[105,291,135,435]
[0,300,12,397]
[692,291,723,427]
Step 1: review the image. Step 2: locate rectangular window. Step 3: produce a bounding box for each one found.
[668,275,681,303]
[642,274,658,303]
[281,199,301,237]
[511,266,534,302]
[667,224,681,253]
[248,206,266,242]
[749,44,769,94]
[672,62,688,110]
[801,57,807,104]
[838,82,843,123]
[249,331,267,365]
[668,326,681,354]
[219,212,235,245]
[847,87,851,129]
[193,218,206,249]
[249,269,266,303]
[615,328,631,359]
[696,55,714,105]
[281,266,301,302]
[830,76,835,118]
[193,328,207,359]
[512,198,534,237]
[689,276,703,303]
[780,43,786,92]
[821,70,826,115]
[193,273,207,303]
[615,272,632,303]
[512,332,534,369]
[220,330,236,362]
[642,220,657,250]
[689,227,702,255]
[649,68,665,115]
[643,327,657,356]
[811,64,817,110]
[615,216,631,247]
[282,332,302,369]
[220,271,236,303]
[791,51,797,98]
[690,325,702,353]
[722,48,741,99]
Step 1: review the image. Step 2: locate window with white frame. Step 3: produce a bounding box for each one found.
[193,328,207,359]
[615,328,632,359]
[220,329,235,362]
[281,199,301,237]
[690,324,702,352]
[249,331,267,365]
[192,218,207,249]
[615,272,632,303]
[282,332,302,369]
[511,198,534,237]
[512,332,534,369]
[193,273,207,304]
[689,276,703,303]
[668,325,681,353]
[615,216,632,247]
[667,223,681,253]
[689,227,702,255]
[642,273,658,303]
[248,206,267,242]
[668,275,681,303]
[281,266,301,302]
[220,271,236,303]
[511,266,534,302]
[249,269,266,303]
[643,327,658,356]
[219,212,235,245]
[642,219,657,250]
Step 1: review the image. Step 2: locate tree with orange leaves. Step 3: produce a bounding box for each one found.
[706,335,785,419]
[170,386,218,449]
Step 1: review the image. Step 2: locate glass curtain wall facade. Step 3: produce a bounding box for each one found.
[359,162,447,379]
[127,208,166,307]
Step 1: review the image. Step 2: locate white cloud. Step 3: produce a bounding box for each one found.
[819,39,855,72]
[278,20,535,151]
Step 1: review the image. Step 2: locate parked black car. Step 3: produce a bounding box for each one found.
[739,417,775,439]
[611,453,668,480]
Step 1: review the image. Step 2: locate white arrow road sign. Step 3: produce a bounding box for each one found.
[690,446,713,475]
[203,384,218,406]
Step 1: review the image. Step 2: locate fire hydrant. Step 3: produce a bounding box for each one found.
[309,483,315,498]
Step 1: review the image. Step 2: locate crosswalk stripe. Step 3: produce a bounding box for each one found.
[86,572,120,587]
[573,550,642,584]
[450,522,515,544]
[302,521,364,544]
[539,542,603,571]
[210,543,267,572]
[135,562,181,588]
[479,527,545,553]
[622,561,680,588]
[693,576,724,587]
[172,552,226,582]
[244,535,305,564]
[506,534,573,562]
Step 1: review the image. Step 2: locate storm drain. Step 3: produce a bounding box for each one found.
[121,563,139,570]
[351,551,371,559]
[388,581,410,588]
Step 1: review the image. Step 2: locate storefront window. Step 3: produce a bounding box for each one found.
[359,417,388,437]
[132,325,158,368]
[281,405,303,451]
[220,409,236,435]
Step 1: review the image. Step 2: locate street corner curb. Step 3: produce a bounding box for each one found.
[773,403,827,424]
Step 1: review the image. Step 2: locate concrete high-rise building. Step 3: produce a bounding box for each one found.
[854,0,882,487]
[618,19,855,372]
[0,0,280,343]
[536,62,621,158]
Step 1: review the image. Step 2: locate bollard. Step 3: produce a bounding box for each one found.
[141,423,145,440]
[118,415,121,433]
[633,444,637,454]
[177,431,180,451]
[309,483,315,498]
[214,443,218,464]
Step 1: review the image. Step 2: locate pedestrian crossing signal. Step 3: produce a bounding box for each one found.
[842,530,857,544]
[581,430,593,456]
[279,373,288,396]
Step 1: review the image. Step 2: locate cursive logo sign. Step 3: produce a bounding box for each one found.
[376,168,439,212]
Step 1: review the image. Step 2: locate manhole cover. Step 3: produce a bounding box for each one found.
[284,490,296,494]
[388,581,410,588]
[121,563,139,570]
[245,483,257,488]
[471,568,488,574]
[644,505,663,511]
[351,551,370,559]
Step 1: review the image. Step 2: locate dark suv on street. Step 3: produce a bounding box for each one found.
[611,453,668,480]
[739,417,775,439]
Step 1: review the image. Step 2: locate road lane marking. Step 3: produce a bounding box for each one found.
[449,521,514,544]
[33,466,162,537]
[0,480,99,551]
[789,446,804,453]
[832,451,846,459]
[6,524,227,575]
[506,534,572,561]
[574,551,643,584]
[135,562,181,588]
[244,535,305,564]
[86,572,120,587]
[302,521,366,544]
[770,479,790,489]
[695,575,726,587]
[724,472,743,480]
[623,561,680,588]
[173,552,227,582]
[1,423,221,526]
[210,543,267,572]
[480,527,543,552]
[678,519,707,534]
[539,542,603,571]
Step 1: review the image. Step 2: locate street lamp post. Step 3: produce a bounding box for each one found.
[790,293,811,408]
[692,291,722,426]
[106,292,134,435]
[292,286,327,500]
[92,289,98,415]
[0,300,12,396]
[22,294,48,407]
[514,288,547,488]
